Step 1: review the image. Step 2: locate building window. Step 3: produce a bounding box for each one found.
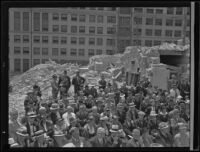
[79,37,85,45]
[106,50,114,55]
[42,59,48,64]
[134,8,143,13]
[106,39,115,46]
[53,25,59,32]
[167,7,174,14]
[97,16,103,23]
[89,15,95,22]
[133,40,141,46]
[52,48,59,56]
[14,12,20,31]
[155,19,162,26]
[107,16,116,23]
[89,38,95,45]
[52,36,59,44]
[71,37,77,44]
[33,59,40,66]
[61,13,67,20]
[60,60,67,64]
[96,49,103,55]
[78,49,85,56]
[97,27,103,34]
[70,49,77,56]
[33,36,40,43]
[14,35,21,43]
[133,28,142,36]
[97,38,103,45]
[42,13,48,31]
[175,20,182,26]
[14,59,21,72]
[33,13,40,31]
[79,26,85,33]
[60,48,67,55]
[154,40,161,45]
[89,26,95,34]
[156,9,163,14]
[165,30,173,37]
[176,7,183,15]
[119,8,131,14]
[23,59,29,72]
[61,25,67,32]
[23,12,29,31]
[166,19,173,26]
[89,7,96,10]
[14,47,21,54]
[33,47,40,55]
[98,7,104,10]
[79,15,86,22]
[61,37,67,44]
[42,36,48,43]
[134,17,142,25]
[71,14,77,21]
[23,47,29,54]
[174,30,182,37]
[52,13,59,20]
[42,48,48,55]
[146,9,154,13]
[146,18,153,25]
[88,49,95,56]
[154,29,162,36]
[23,35,29,43]
[145,40,152,46]
[71,26,77,33]
[107,27,115,34]
[145,29,153,36]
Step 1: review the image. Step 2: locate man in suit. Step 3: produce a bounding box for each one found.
[98,75,107,90]
[58,71,71,98]
[72,70,86,95]
[89,127,110,147]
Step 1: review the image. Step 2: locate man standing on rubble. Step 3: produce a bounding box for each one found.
[72,70,85,95]
[58,70,71,98]
[98,75,107,90]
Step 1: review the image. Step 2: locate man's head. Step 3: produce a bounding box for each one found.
[76,70,80,76]
[33,84,40,95]
[70,127,80,139]
[101,75,105,80]
[64,70,67,75]
[97,127,106,139]
[52,74,57,80]
[159,122,169,134]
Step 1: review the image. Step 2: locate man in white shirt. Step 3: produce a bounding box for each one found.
[62,106,76,128]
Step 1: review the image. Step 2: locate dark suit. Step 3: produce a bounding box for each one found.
[98,79,107,90]
[72,76,85,94]
[58,75,71,95]
[89,88,98,98]
[89,136,110,147]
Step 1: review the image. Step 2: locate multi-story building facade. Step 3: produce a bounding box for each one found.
[9,7,190,73]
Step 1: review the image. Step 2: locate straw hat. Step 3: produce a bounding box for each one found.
[178,123,187,130]
[110,125,120,133]
[138,111,145,116]
[50,103,59,110]
[150,111,158,117]
[158,122,169,130]
[27,111,38,118]
[129,102,136,108]
[38,107,46,115]
[97,127,106,134]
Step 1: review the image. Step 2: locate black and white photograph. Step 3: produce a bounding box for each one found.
[6,5,195,148]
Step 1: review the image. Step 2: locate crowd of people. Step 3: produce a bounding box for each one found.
[9,70,190,147]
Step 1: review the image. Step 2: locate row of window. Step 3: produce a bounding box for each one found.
[13,47,108,56]
[133,7,189,15]
[13,36,115,46]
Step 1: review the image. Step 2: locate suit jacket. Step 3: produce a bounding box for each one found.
[72,76,85,88]
[98,80,107,90]
[89,136,110,147]
[58,75,71,88]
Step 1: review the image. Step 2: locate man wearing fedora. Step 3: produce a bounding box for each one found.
[126,103,139,126]
[153,122,174,147]
[58,70,71,98]
[126,129,144,147]
[89,84,98,98]
[24,84,41,115]
[72,70,86,95]
[89,127,110,147]
[174,123,189,147]
[51,74,59,100]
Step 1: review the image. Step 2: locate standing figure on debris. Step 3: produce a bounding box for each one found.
[51,74,59,100]
[72,70,85,95]
[24,85,41,115]
[98,75,107,90]
[58,71,71,98]
[133,68,141,87]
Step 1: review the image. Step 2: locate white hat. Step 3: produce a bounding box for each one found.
[177,95,183,99]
